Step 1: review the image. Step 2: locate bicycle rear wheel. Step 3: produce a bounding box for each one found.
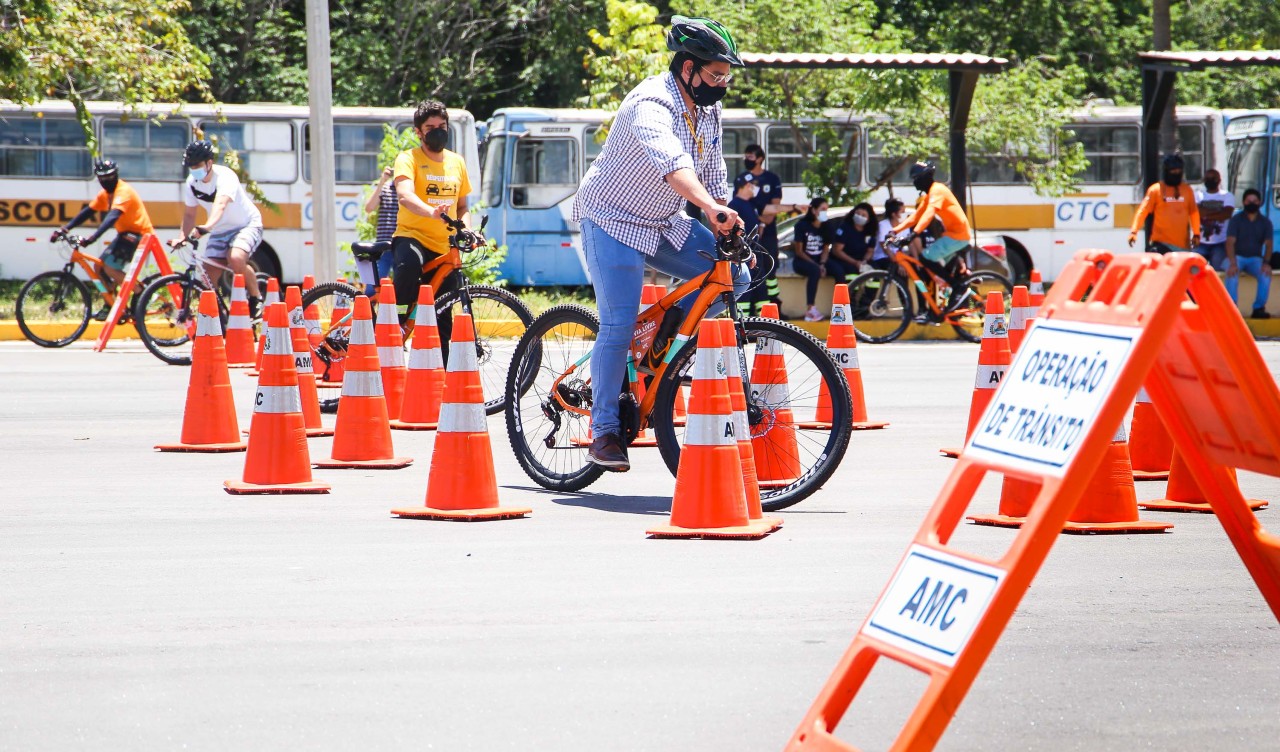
[504,304,606,492]
[649,317,853,512]
[135,273,218,365]
[436,284,533,415]
[949,271,1013,344]
[847,270,912,343]
[16,271,92,347]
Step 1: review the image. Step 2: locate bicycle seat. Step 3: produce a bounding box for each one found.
[351,240,391,261]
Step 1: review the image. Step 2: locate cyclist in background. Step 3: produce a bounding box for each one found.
[572,15,750,472]
[391,100,472,333]
[172,139,265,317]
[1128,153,1200,254]
[52,159,155,319]
[892,161,971,320]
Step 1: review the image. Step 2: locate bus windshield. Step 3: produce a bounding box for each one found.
[1227,136,1269,204]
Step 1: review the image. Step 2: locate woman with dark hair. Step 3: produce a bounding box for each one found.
[792,197,851,321]
[831,201,878,272]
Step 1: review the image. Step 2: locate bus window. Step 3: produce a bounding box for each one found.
[721,126,758,162]
[1178,123,1206,182]
[1064,124,1139,184]
[200,120,297,183]
[584,126,603,170]
[483,135,506,208]
[510,138,577,209]
[101,119,189,181]
[866,127,946,187]
[766,124,859,186]
[303,123,392,184]
[1227,136,1268,203]
[0,115,90,178]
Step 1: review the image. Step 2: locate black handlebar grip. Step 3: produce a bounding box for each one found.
[716,212,727,223]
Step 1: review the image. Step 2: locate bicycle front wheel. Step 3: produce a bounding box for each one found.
[16,271,92,347]
[504,304,605,492]
[950,271,1013,344]
[134,273,213,365]
[847,270,912,343]
[436,284,533,415]
[650,317,853,512]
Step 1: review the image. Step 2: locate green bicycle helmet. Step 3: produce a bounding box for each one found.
[666,15,743,66]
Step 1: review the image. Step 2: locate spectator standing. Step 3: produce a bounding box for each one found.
[1224,189,1274,318]
[1128,153,1200,253]
[1195,168,1234,269]
[729,173,761,315]
[737,144,787,309]
[792,198,850,321]
[362,164,398,295]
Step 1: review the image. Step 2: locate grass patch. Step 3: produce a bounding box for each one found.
[0,280,22,320]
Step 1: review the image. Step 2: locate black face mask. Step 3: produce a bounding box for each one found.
[422,127,448,153]
[1163,170,1183,187]
[1245,203,1261,214]
[98,177,118,193]
[744,157,758,170]
[912,175,933,193]
[682,67,727,107]
[1204,178,1221,192]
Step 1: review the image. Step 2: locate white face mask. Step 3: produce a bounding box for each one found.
[853,213,869,227]
[817,210,829,222]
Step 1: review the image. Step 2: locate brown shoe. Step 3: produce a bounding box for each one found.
[588,433,630,472]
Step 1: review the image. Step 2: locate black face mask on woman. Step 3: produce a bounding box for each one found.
[682,67,727,107]
[421,127,448,153]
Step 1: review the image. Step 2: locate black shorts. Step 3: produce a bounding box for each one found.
[102,232,142,271]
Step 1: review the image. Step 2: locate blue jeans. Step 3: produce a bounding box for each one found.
[363,248,395,297]
[1197,241,1226,270]
[1225,255,1271,311]
[580,218,750,438]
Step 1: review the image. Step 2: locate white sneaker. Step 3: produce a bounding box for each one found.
[804,306,824,322]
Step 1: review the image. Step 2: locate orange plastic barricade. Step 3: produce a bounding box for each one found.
[93,233,175,351]
[783,251,1280,752]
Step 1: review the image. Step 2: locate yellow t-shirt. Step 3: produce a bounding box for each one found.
[392,147,471,254]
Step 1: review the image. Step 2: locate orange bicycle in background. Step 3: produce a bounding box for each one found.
[846,234,1012,343]
[503,219,853,511]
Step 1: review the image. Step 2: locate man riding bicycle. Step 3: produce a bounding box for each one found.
[171,139,265,317]
[572,15,750,472]
[53,159,155,319]
[891,161,972,321]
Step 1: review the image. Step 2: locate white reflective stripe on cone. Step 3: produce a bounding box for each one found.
[755,334,782,356]
[264,326,294,355]
[974,364,1006,389]
[289,306,305,328]
[1136,386,1151,403]
[349,317,376,346]
[378,346,405,367]
[231,286,247,302]
[408,347,444,370]
[196,312,222,337]
[691,343,721,381]
[340,370,384,398]
[1008,307,1026,330]
[254,385,301,414]
[265,290,280,305]
[227,314,251,330]
[294,351,314,375]
[414,303,438,327]
[683,411,736,446]
[753,380,791,405]
[829,347,859,370]
[447,340,479,373]
[437,402,487,433]
[305,316,320,335]
[378,303,398,321]
[830,302,852,324]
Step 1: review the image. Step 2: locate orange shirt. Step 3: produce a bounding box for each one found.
[894,182,971,241]
[1129,182,1199,248]
[88,179,154,236]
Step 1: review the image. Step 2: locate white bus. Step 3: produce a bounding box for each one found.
[0,100,480,283]
[480,104,1228,284]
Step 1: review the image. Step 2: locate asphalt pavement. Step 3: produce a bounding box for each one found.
[2,338,1278,751]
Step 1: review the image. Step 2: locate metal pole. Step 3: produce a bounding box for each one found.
[305,0,337,285]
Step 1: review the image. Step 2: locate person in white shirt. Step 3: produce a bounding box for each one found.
[169,139,265,312]
[1195,168,1235,271]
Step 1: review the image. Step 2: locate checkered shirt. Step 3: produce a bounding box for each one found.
[572,72,730,256]
[375,183,398,243]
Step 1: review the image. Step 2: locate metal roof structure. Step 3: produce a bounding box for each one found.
[1139,50,1280,69]
[738,52,1009,209]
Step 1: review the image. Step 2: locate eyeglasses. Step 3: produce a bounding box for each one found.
[701,69,734,85]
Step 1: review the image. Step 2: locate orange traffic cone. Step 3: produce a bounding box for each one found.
[224,302,330,494]
[316,289,351,387]
[247,277,280,377]
[969,423,1172,533]
[799,284,888,430]
[942,291,1010,458]
[391,285,446,431]
[283,286,332,437]
[716,319,782,531]
[1140,450,1268,513]
[658,284,688,427]
[648,317,774,539]
[314,295,413,469]
[1129,387,1173,480]
[751,303,802,490]
[392,313,530,520]
[1028,269,1045,313]
[156,290,247,452]
[375,278,408,420]
[224,273,256,368]
[302,274,322,350]
[1008,285,1031,354]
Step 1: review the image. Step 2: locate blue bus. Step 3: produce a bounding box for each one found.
[1225,112,1280,252]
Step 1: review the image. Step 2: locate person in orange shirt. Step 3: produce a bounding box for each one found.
[53,159,155,316]
[892,161,973,318]
[1128,153,1200,253]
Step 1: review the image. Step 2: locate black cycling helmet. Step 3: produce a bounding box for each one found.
[1162,153,1184,170]
[184,139,216,167]
[910,161,936,191]
[93,159,118,178]
[666,16,743,66]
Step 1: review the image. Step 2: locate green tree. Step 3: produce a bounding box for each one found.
[580,0,668,133]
